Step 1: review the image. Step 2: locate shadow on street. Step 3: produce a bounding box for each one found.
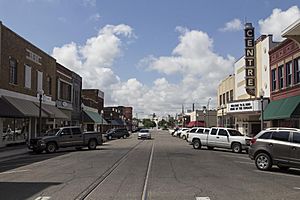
[0,181,61,200]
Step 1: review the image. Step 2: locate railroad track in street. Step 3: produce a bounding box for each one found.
[74,137,155,200]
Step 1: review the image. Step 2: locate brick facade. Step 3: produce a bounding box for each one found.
[269,39,300,101]
[0,22,56,100]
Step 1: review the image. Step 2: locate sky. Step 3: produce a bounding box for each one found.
[0,0,300,118]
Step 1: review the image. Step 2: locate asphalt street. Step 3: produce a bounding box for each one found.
[0,130,300,200]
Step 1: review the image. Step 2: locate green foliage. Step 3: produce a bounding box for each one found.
[142,118,156,128]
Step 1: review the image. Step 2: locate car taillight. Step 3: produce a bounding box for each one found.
[250,138,257,145]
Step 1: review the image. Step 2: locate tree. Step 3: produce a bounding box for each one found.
[142,118,156,128]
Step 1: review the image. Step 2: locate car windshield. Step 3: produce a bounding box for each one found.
[228,129,243,136]
[140,129,149,133]
[44,128,60,136]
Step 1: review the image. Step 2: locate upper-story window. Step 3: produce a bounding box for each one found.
[222,93,225,105]
[286,61,292,87]
[26,49,41,65]
[9,58,18,84]
[47,76,52,96]
[219,95,222,106]
[271,69,276,91]
[294,57,300,84]
[226,91,229,103]
[229,90,233,102]
[58,79,72,102]
[278,65,284,89]
[24,65,31,89]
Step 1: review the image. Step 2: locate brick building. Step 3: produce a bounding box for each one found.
[81,89,107,132]
[264,38,300,127]
[0,22,81,146]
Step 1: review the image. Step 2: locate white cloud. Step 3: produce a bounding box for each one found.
[219,18,242,32]
[138,27,235,115]
[89,13,101,22]
[53,25,235,117]
[52,24,133,102]
[259,6,300,41]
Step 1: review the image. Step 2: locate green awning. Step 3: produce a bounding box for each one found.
[83,110,108,124]
[263,95,300,120]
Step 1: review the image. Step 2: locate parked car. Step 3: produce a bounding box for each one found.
[180,128,190,140]
[187,127,211,144]
[137,129,151,139]
[189,127,251,153]
[105,128,130,140]
[28,126,102,153]
[249,128,300,171]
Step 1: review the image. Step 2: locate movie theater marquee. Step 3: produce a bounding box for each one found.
[244,23,256,96]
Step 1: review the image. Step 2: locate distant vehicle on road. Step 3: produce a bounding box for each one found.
[105,128,130,140]
[137,129,151,139]
[189,127,251,153]
[249,128,300,171]
[28,126,102,153]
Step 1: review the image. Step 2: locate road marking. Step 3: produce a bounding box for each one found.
[254,170,300,178]
[234,161,253,165]
[142,142,155,200]
[222,155,249,160]
[0,169,30,175]
[34,197,51,200]
[196,197,210,200]
[293,187,300,190]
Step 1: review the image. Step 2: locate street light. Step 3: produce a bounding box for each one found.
[100,110,104,133]
[110,112,113,129]
[203,106,207,127]
[260,89,265,131]
[207,98,212,128]
[37,89,44,137]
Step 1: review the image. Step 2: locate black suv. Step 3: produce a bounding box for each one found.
[105,128,130,140]
[249,128,300,171]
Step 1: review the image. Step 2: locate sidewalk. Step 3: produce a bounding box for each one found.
[0,143,28,160]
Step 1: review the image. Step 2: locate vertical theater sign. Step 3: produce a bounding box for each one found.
[244,23,256,96]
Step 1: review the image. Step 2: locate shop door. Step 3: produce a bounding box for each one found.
[251,124,261,137]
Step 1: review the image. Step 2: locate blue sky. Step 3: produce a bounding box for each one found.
[0,0,299,116]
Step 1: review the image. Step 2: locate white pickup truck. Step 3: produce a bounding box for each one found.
[188,127,251,153]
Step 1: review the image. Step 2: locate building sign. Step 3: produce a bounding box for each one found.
[244,23,256,96]
[227,100,260,113]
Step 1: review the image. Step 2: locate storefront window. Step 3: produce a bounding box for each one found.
[2,118,29,143]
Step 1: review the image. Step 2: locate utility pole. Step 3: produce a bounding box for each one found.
[192,103,195,111]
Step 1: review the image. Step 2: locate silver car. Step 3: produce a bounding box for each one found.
[138,129,151,139]
[249,128,300,171]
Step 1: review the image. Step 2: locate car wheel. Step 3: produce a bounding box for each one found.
[277,165,290,171]
[193,139,201,149]
[232,143,242,153]
[123,135,127,139]
[88,139,97,150]
[182,135,186,140]
[207,146,214,150]
[46,142,57,153]
[255,153,272,171]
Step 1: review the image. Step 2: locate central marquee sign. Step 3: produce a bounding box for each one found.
[244,23,256,96]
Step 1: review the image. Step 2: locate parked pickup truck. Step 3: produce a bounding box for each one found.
[188,127,251,153]
[28,126,102,153]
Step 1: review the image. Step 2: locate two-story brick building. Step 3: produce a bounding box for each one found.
[263,21,300,127]
[0,22,81,147]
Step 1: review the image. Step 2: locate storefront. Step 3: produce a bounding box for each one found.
[82,106,108,132]
[227,99,269,136]
[0,96,68,147]
[263,95,300,128]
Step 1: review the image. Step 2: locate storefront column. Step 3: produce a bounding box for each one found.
[0,118,4,147]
